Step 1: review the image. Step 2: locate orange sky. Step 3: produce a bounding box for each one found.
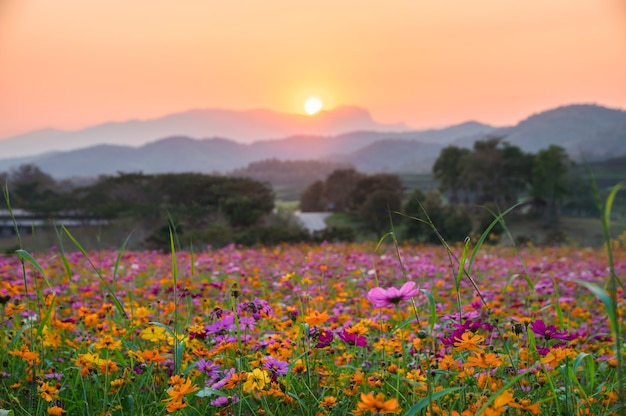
[1,0,625,139]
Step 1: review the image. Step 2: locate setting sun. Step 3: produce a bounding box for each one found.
[304,97,323,115]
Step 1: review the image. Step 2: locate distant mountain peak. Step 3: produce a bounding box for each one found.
[0,106,409,158]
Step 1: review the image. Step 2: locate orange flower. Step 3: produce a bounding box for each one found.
[47,406,66,415]
[94,334,122,350]
[453,331,485,353]
[464,352,503,369]
[98,359,119,374]
[483,389,514,416]
[38,381,60,402]
[139,349,167,364]
[165,376,199,401]
[320,396,337,407]
[165,398,188,413]
[509,398,540,414]
[355,392,401,415]
[163,376,198,413]
[304,310,330,326]
[540,347,576,368]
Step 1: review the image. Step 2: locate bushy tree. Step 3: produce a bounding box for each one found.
[299,180,326,212]
[531,145,572,226]
[349,174,403,211]
[359,189,403,234]
[433,146,471,203]
[403,188,472,244]
[322,169,364,211]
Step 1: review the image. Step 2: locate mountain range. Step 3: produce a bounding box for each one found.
[0,106,407,158]
[0,104,625,179]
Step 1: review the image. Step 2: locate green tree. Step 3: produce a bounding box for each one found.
[299,180,326,212]
[402,187,428,241]
[359,189,402,235]
[349,173,404,211]
[500,143,534,206]
[531,145,572,226]
[403,189,447,243]
[322,168,364,211]
[442,204,473,242]
[5,164,63,212]
[433,146,471,203]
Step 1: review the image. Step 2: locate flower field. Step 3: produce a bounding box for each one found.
[0,241,624,415]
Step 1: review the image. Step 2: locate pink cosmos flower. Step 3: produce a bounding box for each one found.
[367,281,420,308]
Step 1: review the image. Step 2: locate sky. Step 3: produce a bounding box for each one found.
[1,0,625,139]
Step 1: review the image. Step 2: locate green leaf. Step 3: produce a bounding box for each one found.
[196,388,227,398]
[503,273,535,293]
[15,249,51,290]
[404,387,462,416]
[475,372,527,415]
[573,280,617,336]
[420,288,437,336]
[62,225,128,319]
[468,202,522,274]
[0,409,15,416]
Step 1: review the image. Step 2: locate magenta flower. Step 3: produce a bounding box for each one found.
[367,281,420,308]
[338,330,368,347]
[530,319,575,341]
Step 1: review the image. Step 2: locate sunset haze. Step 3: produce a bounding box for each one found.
[1,0,625,140]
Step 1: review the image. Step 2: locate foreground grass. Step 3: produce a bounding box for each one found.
[0,240,624,415]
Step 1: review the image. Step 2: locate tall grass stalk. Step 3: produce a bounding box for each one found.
[585,167,624,409]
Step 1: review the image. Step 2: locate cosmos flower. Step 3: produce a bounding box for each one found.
[314,328,334,348]
[530,320,575,341]
[338,329,368,347]
[242,368,270,392]
[355,392,401,415]
[367,281,419,308]
[262,356,289,375]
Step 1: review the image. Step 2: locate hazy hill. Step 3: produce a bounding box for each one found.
[0,106,407,158]
[497,104,626,154]
[0,121,493,178]
[0,104,624,179]
[327,139,444,173]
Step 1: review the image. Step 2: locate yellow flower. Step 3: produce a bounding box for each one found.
[140,325,168,342]
[243,368,270,392]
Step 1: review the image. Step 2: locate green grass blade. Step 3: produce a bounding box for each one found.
[15,249,51,290]
[603,182,622,232]
[574,280,617,337]
[62,225,128,319]
[420,288,437,336]
[503,273,535,293]
[404,387,462,416]
[468,202,522,275]
[475,372,527,415]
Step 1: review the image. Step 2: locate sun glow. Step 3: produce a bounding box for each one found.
[304,97,323,115]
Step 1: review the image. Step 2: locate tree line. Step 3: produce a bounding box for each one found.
[1,167,286,249]
[300,138,583,243]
